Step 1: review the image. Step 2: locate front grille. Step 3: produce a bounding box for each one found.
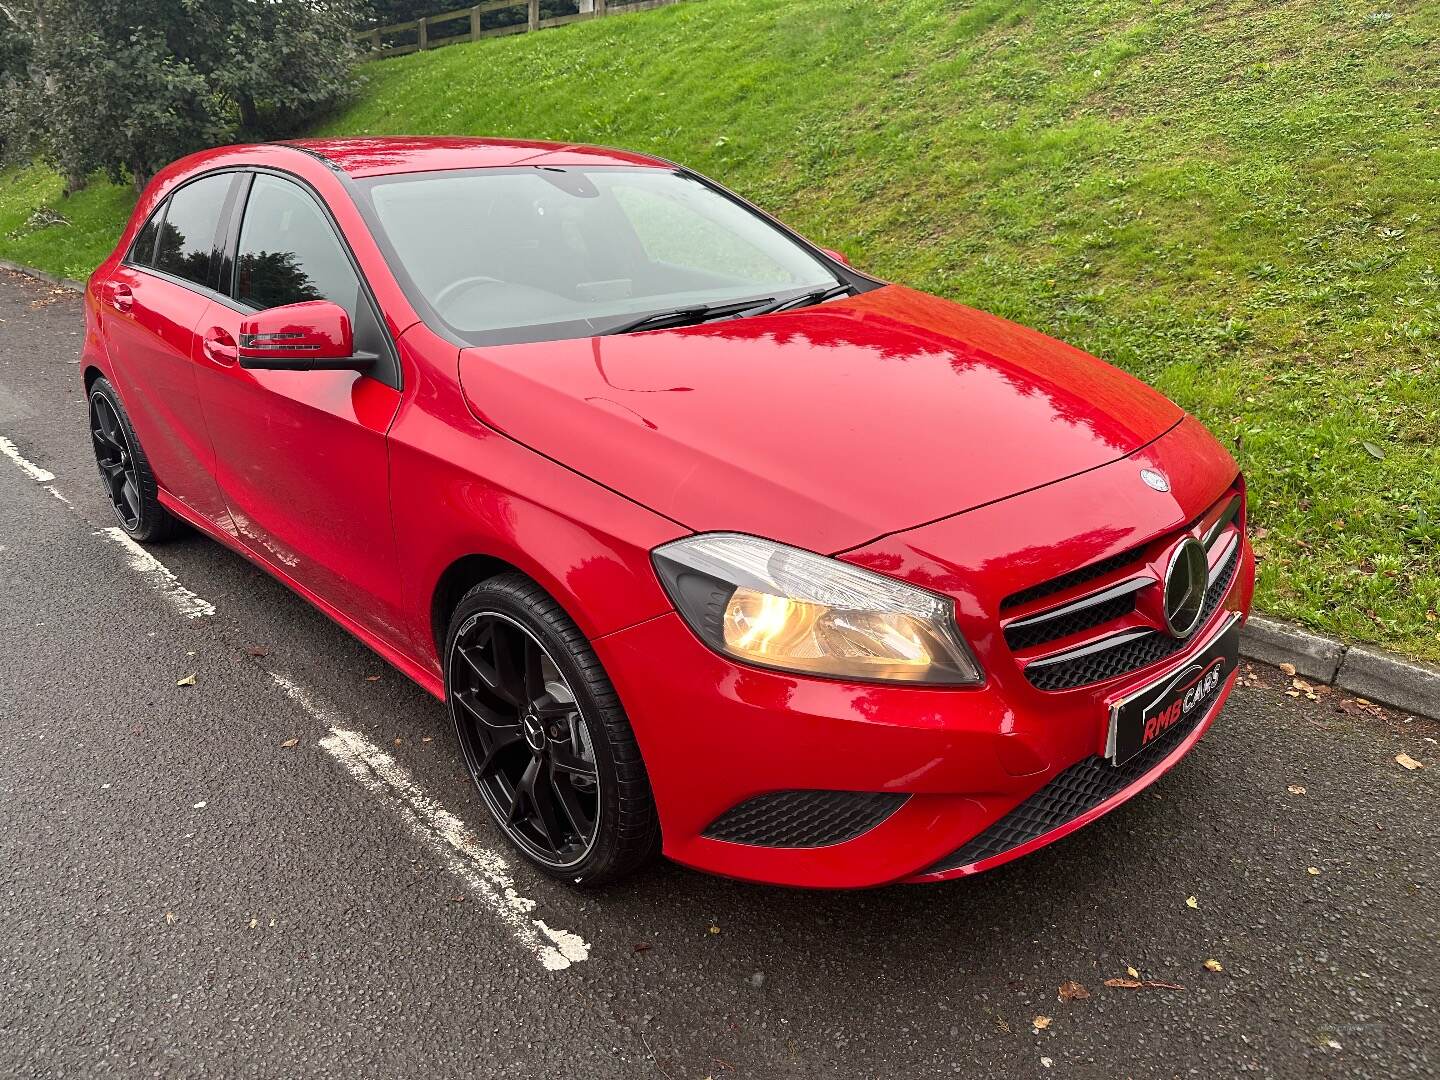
[1025,539,1241,691]
[923,674,1222,874]
[1001,547,1140,611]
[1004,590,1137,651]
[702,790,907,848]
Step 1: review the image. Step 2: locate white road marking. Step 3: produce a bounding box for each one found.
[269,672,590,972]
[0,434,55,483]
[45,485,73,507]
[98,526,216,619]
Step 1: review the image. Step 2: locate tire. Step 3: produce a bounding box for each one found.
[87,376,179,542]
[443,573,660,886]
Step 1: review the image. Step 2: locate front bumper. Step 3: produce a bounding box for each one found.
[595,418,1255,888]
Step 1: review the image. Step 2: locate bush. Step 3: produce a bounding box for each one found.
[0,0,364,190]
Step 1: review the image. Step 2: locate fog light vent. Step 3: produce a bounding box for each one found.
[703,790,907,848]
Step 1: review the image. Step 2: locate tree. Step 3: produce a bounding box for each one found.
[0,0,364,191]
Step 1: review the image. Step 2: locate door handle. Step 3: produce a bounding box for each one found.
[201,327,238,366]
[109,282,133,312]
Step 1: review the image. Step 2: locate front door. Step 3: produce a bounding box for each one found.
[192,172,406,643]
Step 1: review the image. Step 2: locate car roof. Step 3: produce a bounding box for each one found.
[278,136,672,178]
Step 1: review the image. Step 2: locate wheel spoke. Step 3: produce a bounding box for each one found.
[474,729,524,778]
[451,687,518,733]
[120,477,141,520]
[549,767,594,838]
[550,738,597,780]
[527,766,569,850]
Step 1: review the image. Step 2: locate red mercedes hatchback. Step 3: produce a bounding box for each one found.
[82,137,1254,888]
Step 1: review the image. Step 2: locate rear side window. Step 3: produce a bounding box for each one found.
[235,174,361,317]
[128,205,164,267]
[153,174,232,288]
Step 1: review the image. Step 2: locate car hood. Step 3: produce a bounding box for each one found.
[457,285,1184,553]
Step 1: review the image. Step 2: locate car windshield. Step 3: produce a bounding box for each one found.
[357,167,841,345]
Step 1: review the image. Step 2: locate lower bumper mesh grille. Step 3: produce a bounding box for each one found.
[703,790,907,848]
[922,678,1222,875]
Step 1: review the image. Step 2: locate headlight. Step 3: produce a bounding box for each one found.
[651,533,982,685]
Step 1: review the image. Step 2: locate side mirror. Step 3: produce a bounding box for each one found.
[238,300,375,371]
[820,247,851,267]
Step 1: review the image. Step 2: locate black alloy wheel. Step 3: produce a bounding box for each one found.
[90,392,140,530]
[444,574,660,886]
[451,611,601,867]
[87,377,178,542]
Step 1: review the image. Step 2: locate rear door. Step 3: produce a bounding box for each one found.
[94,172,238,527]
[191,170,407,642]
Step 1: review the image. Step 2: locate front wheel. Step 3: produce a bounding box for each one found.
[444,574,660,886]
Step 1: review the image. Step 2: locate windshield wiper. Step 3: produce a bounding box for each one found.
[601,296,776,337]
[752,283,853,317]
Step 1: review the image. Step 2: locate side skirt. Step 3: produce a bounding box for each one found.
[156,488,446,700]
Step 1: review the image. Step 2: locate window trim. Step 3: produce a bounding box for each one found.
[226,166,401,390]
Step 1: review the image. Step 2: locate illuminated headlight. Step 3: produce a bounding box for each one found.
[651,533,982,685]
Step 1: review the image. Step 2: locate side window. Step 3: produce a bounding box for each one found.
[153,174,232,288]
[128,202,165,267]
[235,175,362,316]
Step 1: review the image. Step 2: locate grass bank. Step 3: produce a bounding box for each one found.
[2,0,1437,660]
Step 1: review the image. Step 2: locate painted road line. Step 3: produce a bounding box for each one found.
[98,526,216,619]
[269,672,590,972]
[0,434,56,483]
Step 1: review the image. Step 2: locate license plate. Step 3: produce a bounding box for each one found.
[1106,613,1241,766]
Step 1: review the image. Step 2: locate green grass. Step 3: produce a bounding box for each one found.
[2,0,1437,660]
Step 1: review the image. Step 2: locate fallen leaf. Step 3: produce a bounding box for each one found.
[422,735,433,743]
[1185,895,1199,909]
[708,925,721,935]
[1362,441,1385,460]
[1104,978,1143,988]
[164,911,176,925]
[1251,526,1269,541]
[1287,784,1307,795]
[280,737,299,748]
[243,645,269,657]
[632,942,652,953]
[1057,980,1090,1002]
[176,673,197,687]
[1396,753,1423,771]
[1203,959,1224,973]
[1033,1015,1052,1030]
[1040,1058,1054,1069]
[393,737,403,747]
[1307,866,1321,875]
[1279,662,1297,676]
[366,675,382,682]
[1144,980,1187,991]
[1292,678,1313,691]
[1126,965,1140,978]
[249,918,258,929]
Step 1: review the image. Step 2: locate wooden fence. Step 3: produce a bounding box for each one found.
[356,0,686,59]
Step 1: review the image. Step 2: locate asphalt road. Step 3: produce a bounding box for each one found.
[0,268,1435,1079]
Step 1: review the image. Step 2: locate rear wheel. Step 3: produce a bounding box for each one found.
[88,377,178,542]
[444,574,660,886]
